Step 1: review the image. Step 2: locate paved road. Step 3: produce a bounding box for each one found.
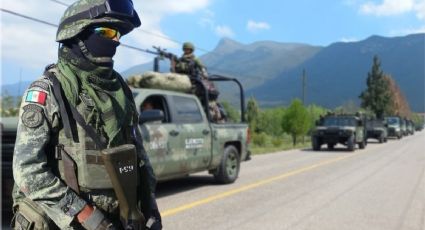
[156,131,425,230]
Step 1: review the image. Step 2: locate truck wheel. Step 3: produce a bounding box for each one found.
[327,143,335,150]
[312,136,321,151]
[358,138,366,149]
[347,135,355,151]
[214,145,240,184]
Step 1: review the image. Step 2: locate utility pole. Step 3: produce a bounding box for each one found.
[302,68,306,105]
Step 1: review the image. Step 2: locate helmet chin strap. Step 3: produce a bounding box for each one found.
[78,39,114,66]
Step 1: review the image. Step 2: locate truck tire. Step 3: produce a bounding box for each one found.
[312,136,321,151]
[358,138,366,149]
[327,143,335,150]
[214,145,240,184]
[347,135,355,151]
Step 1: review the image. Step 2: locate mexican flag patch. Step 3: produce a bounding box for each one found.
[25,90,47,105]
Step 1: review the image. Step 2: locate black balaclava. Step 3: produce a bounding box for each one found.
[64,29,120,68]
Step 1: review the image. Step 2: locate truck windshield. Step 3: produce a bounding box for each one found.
[323,117,356,126]
[386,117,399,125]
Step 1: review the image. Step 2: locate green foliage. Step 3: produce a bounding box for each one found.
[252,132,268,147]
[359,55,393,119]
[271,137,283,147]
[255,107,286,136]
[220,101,239,122]
[281,99,311,146]
[1,92,21,117]
[246,97,260,131]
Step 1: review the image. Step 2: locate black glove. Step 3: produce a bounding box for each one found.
[145,209,162,230]
[81,208,116,230]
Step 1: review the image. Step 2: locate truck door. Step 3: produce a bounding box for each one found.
[169,95,212,172]
[139,95,186,179]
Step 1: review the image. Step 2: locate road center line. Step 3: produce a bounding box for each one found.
[161,153,358,217]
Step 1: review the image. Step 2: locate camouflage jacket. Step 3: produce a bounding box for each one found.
[12,69,157,228]
[175,54,207,78]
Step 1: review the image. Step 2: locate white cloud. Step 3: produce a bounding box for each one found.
[414,1,425,19]
[246,20,271,32]
[360,0,417,17]
[214,25,235,38]
[390,25,425,35]
[1,0,211,80]
[340,37,360,42]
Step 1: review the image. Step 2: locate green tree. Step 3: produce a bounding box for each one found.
[220,101,239,122]
[282,99,310,146]
[246,97,260,132]
[1,92,21,117]
[359,55,393,119]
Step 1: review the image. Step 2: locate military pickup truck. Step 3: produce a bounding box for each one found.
[365,119,388,143]
[311,114,367,151]
[1,75,250,215]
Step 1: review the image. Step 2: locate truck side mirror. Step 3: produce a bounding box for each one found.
[358,120,363,126]
[139,110,164,124]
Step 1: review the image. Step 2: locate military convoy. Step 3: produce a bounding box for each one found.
[311,113,367,151]
[311,113,421,151]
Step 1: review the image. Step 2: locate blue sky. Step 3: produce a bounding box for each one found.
[1,0,425,86]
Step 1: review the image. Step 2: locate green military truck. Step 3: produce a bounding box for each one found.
[365,119,388,143]
[1,75,250,215]
[311,114,367,151]
[385,116,403,139]
[134,88,250,183]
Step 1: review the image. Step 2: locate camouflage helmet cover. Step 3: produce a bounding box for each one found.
[182,42,195,51]
[56,0,141,42]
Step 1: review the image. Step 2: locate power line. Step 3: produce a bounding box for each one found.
[45,0,213,54]
[1,6,254,78]
[48,0,69,7]
[1,8,58,27]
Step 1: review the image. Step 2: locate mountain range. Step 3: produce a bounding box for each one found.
[3,34,424,112]
[123,33,425,112]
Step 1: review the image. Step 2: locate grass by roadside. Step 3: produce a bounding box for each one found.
[250,135,312,155]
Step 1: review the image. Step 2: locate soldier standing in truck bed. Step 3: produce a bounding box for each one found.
[11,0,161,229]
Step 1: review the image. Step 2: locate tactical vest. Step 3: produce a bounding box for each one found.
[47,68,137,191]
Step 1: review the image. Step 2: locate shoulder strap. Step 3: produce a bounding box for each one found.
[45,68,107,149]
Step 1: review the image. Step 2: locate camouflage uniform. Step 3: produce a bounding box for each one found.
[175,42,207,79]
[12,0,161,229]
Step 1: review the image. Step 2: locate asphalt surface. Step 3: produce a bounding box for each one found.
[2,131,424,229]
[156,131,425,230]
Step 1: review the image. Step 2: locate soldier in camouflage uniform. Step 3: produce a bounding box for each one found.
[175,42,208,78]
[12,0,161,229]
[174,42,224,123]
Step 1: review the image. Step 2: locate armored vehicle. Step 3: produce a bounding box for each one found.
[1,117,17,217]
[311,114,367,151]
[406,119,415,135]
[385,116,403,139]
[365,119,388,143]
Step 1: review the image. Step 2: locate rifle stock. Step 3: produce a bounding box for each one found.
[101,144,145,230]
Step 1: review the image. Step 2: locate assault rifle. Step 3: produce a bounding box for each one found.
[145,46,178,72]
[101,144,145,230]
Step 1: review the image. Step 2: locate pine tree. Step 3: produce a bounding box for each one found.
[359,55,393,119]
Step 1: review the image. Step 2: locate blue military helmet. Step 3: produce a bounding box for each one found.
[56,0,141,42]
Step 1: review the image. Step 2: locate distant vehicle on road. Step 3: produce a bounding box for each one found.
[366,119,388,143]
[385,116,403,139]
[311,113,367,151]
